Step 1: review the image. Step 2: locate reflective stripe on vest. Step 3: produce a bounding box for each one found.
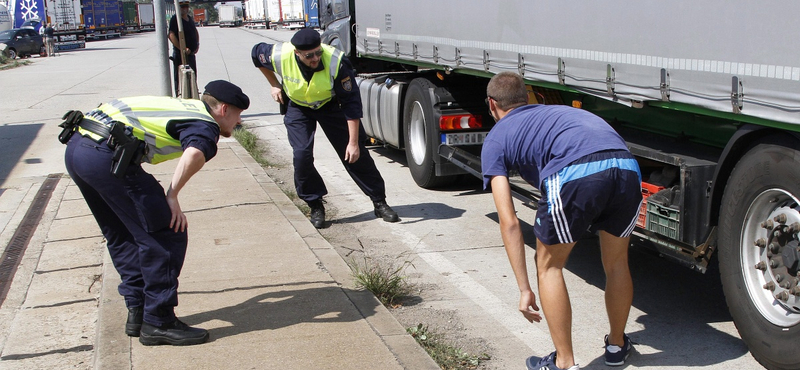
[77,96,217,164]
[272,43,342,109]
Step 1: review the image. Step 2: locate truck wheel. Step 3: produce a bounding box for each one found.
[403,78,455,188]
[719,141,800,370]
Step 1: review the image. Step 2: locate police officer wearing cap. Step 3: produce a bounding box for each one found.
[251,28,399,228]
[61,80,249,346]
[169,0,200,97]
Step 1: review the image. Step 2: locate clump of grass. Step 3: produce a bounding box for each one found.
[0,52,30,69]
[232,126,276,168]
[407,324,490,370]
[349,251,415,307]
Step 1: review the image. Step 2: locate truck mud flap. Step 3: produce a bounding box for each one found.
[438,144,541,205]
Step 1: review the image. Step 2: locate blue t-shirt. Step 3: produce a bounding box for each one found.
[481,105,628,190]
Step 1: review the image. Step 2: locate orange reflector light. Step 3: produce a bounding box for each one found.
[572,100,582,109]
[439,114,483,130]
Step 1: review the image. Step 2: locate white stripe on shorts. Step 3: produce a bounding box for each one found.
[620,198,643,237]
[547,173,573,244]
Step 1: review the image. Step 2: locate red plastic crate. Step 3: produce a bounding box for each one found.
[637,182,665,228]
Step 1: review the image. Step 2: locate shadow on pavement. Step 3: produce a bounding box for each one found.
[179,284,378,342]
[0,123,43,185]
[334,202,466,226]
[560,238,747,367]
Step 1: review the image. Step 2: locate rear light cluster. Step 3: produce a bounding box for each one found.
[439,114,483,131]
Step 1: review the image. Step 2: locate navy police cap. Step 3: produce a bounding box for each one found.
[291,28,321,51]
[203,80,250,110]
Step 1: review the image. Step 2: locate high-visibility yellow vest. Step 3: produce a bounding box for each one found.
[78,96,217,164]
[272,43,343,109]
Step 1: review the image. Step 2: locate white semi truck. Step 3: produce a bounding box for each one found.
[265,0,303,30]
[320,1,800,369]
[218,5,241,27]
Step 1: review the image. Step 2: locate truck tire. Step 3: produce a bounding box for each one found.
[718,141,800,370]
[403,78,455,188]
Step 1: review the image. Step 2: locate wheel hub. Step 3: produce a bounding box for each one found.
[745,189,800,326]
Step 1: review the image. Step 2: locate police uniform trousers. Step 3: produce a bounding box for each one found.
[284,101,387,203]
[64,134,186,326]
[172,49,197,97]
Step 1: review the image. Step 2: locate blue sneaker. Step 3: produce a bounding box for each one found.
[604,334,633,366]
[526,351,580,370]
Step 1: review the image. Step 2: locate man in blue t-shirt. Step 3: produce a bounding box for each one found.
[481,72,641,370]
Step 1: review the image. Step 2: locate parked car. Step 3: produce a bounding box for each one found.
[0,28,45,59]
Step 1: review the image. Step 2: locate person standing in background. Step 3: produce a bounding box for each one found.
[168,0,199,97]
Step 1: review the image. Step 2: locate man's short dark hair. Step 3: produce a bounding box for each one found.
[487,72,528,111]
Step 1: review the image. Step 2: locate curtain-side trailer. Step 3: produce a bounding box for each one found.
[320,1,800,369]
[121,0,137,33]
[81,0,123,39]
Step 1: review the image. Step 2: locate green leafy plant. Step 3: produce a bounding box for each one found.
[349,251,415,307]
[407,324,490,370]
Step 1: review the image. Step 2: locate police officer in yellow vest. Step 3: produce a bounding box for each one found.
[251,28,399,228]
[61,80,249,346]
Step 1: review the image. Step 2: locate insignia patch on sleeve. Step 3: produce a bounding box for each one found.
[259,54,267,65]
[341,76,352,91]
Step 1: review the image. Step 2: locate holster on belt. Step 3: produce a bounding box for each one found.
[279,88,289,115]
[58,110,84,144]
[107,121,146,179]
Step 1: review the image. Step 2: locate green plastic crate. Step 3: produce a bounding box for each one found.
[646,202,680,240]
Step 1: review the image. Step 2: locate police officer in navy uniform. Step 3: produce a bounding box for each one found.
[61,80,249,345]
[251,28,399,228]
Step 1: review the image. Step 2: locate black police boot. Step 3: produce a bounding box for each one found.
[308,200,325,229]
[125,307,144,337]
[373,200,400,222]
[139,319,209,346]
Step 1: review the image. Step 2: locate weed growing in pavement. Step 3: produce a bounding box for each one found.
[348,250,415,307]
[232,125,278,168]
[407,323,490,370]
[0,53,30,70]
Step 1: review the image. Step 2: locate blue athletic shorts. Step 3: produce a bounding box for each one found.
[535,150,642,245]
